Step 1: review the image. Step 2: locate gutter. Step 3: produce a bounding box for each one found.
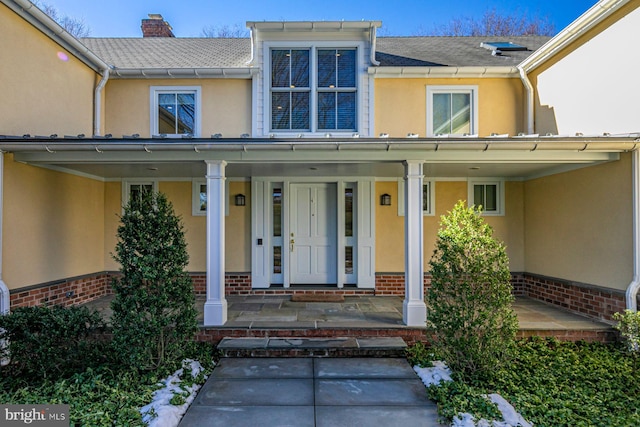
[0,136,637,153]
[627,148,640,310]
[368,66,519,78]
[110,68,257,79]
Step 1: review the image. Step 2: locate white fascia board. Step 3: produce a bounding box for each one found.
[247,21,382,32]
[111,68,257,79]
[368,66,519,78]
[519,0,631,72]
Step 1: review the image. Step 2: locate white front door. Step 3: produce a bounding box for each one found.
[289,183,337,284]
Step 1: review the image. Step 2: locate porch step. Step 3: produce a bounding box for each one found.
[217,337,407,358]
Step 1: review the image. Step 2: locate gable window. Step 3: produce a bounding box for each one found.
[427,86,478,136]
[270,47,357,133]
[468,180,504,216]
[151,86,201,137]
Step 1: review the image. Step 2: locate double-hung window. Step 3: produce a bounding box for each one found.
[151,86,201,137]
[427,86,478,136]
[270,47,357,133]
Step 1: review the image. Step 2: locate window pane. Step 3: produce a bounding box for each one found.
[317,49,336,88]
[337,49,356,87]
[485,185,497,211]
[291,50,309,87]
[451,93,471,134]
[433,93,451,135]
[345,246,353,275]
[273,246,282,274]
[199,184,207,212]
[130,184,153,204]
[473,184,484,208]
[423,183,430,212]
[176,93,195,134]
[272,92,290,129]
[291,92,310,130]
[345,188,353,237]
[271,50,290,87]
[337,92,356,130]
[158,93,176,134]
[273,187,282,237]
[317,92,336,130]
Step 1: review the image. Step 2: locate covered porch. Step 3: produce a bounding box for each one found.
[85,294,616,344]
[1,135,636,328]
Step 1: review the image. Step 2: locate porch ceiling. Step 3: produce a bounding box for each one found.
[42,160,604,180]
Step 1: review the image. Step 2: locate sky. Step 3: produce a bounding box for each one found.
[38,0,599,38]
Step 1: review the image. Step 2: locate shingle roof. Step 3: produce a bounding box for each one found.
[80,38,252,69]
[79,35,550,70]
[376,36,551,67]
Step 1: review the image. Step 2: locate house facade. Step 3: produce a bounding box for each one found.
[0,0,638,327]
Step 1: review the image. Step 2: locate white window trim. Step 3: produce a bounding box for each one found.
[263,41,366,137]
[150,86,202,137]
[192,180,207,216]
[467,179,505,216]
[192,179,230,217]
[426,85,478,137]
[397,178,435,216]
[121,180,158,213]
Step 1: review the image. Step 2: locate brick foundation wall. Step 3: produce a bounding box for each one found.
[9,273,113,309]
[514,272,628,322]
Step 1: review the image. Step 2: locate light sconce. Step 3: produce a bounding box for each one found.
[234,194,246,206]
[380,193,391,206]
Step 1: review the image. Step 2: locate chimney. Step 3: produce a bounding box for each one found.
[141,14,175,37]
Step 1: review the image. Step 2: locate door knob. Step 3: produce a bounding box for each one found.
[290,239,295,252]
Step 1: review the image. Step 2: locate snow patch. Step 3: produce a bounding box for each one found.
[140,359,211,427]
[414,361,531,427]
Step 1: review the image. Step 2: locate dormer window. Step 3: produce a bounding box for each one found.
[270,46,358,133]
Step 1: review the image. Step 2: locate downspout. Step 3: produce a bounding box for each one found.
[93,67,110,137]
[626,148,640,311]
[517,65,535,135]
[0,152,9,314]
[369,25,380,66]
[247,25,256,66]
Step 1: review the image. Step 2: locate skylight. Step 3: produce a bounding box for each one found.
[480,42,528,52]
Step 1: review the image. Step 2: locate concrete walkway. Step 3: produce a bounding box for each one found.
[178,357,444,427]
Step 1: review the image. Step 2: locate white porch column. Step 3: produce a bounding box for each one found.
[0,152,8,314]
[403,160,427,326]
[204,160,227,326]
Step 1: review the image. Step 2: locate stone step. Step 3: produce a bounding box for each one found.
[218,337,407,358]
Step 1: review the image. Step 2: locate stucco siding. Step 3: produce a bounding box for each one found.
[0,4,96,136]
[103,79,252,138]
[3,155,105,289]
[375,180,525,273]
[103,180,250,274]
[532,2,640,135]
[374,78,525,137]
[524,154,632,290]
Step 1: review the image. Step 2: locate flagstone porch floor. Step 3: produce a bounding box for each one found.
[85,294,616,343]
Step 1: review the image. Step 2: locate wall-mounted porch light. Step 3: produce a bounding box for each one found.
[380,193,391,206]
[234,194,246,206]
